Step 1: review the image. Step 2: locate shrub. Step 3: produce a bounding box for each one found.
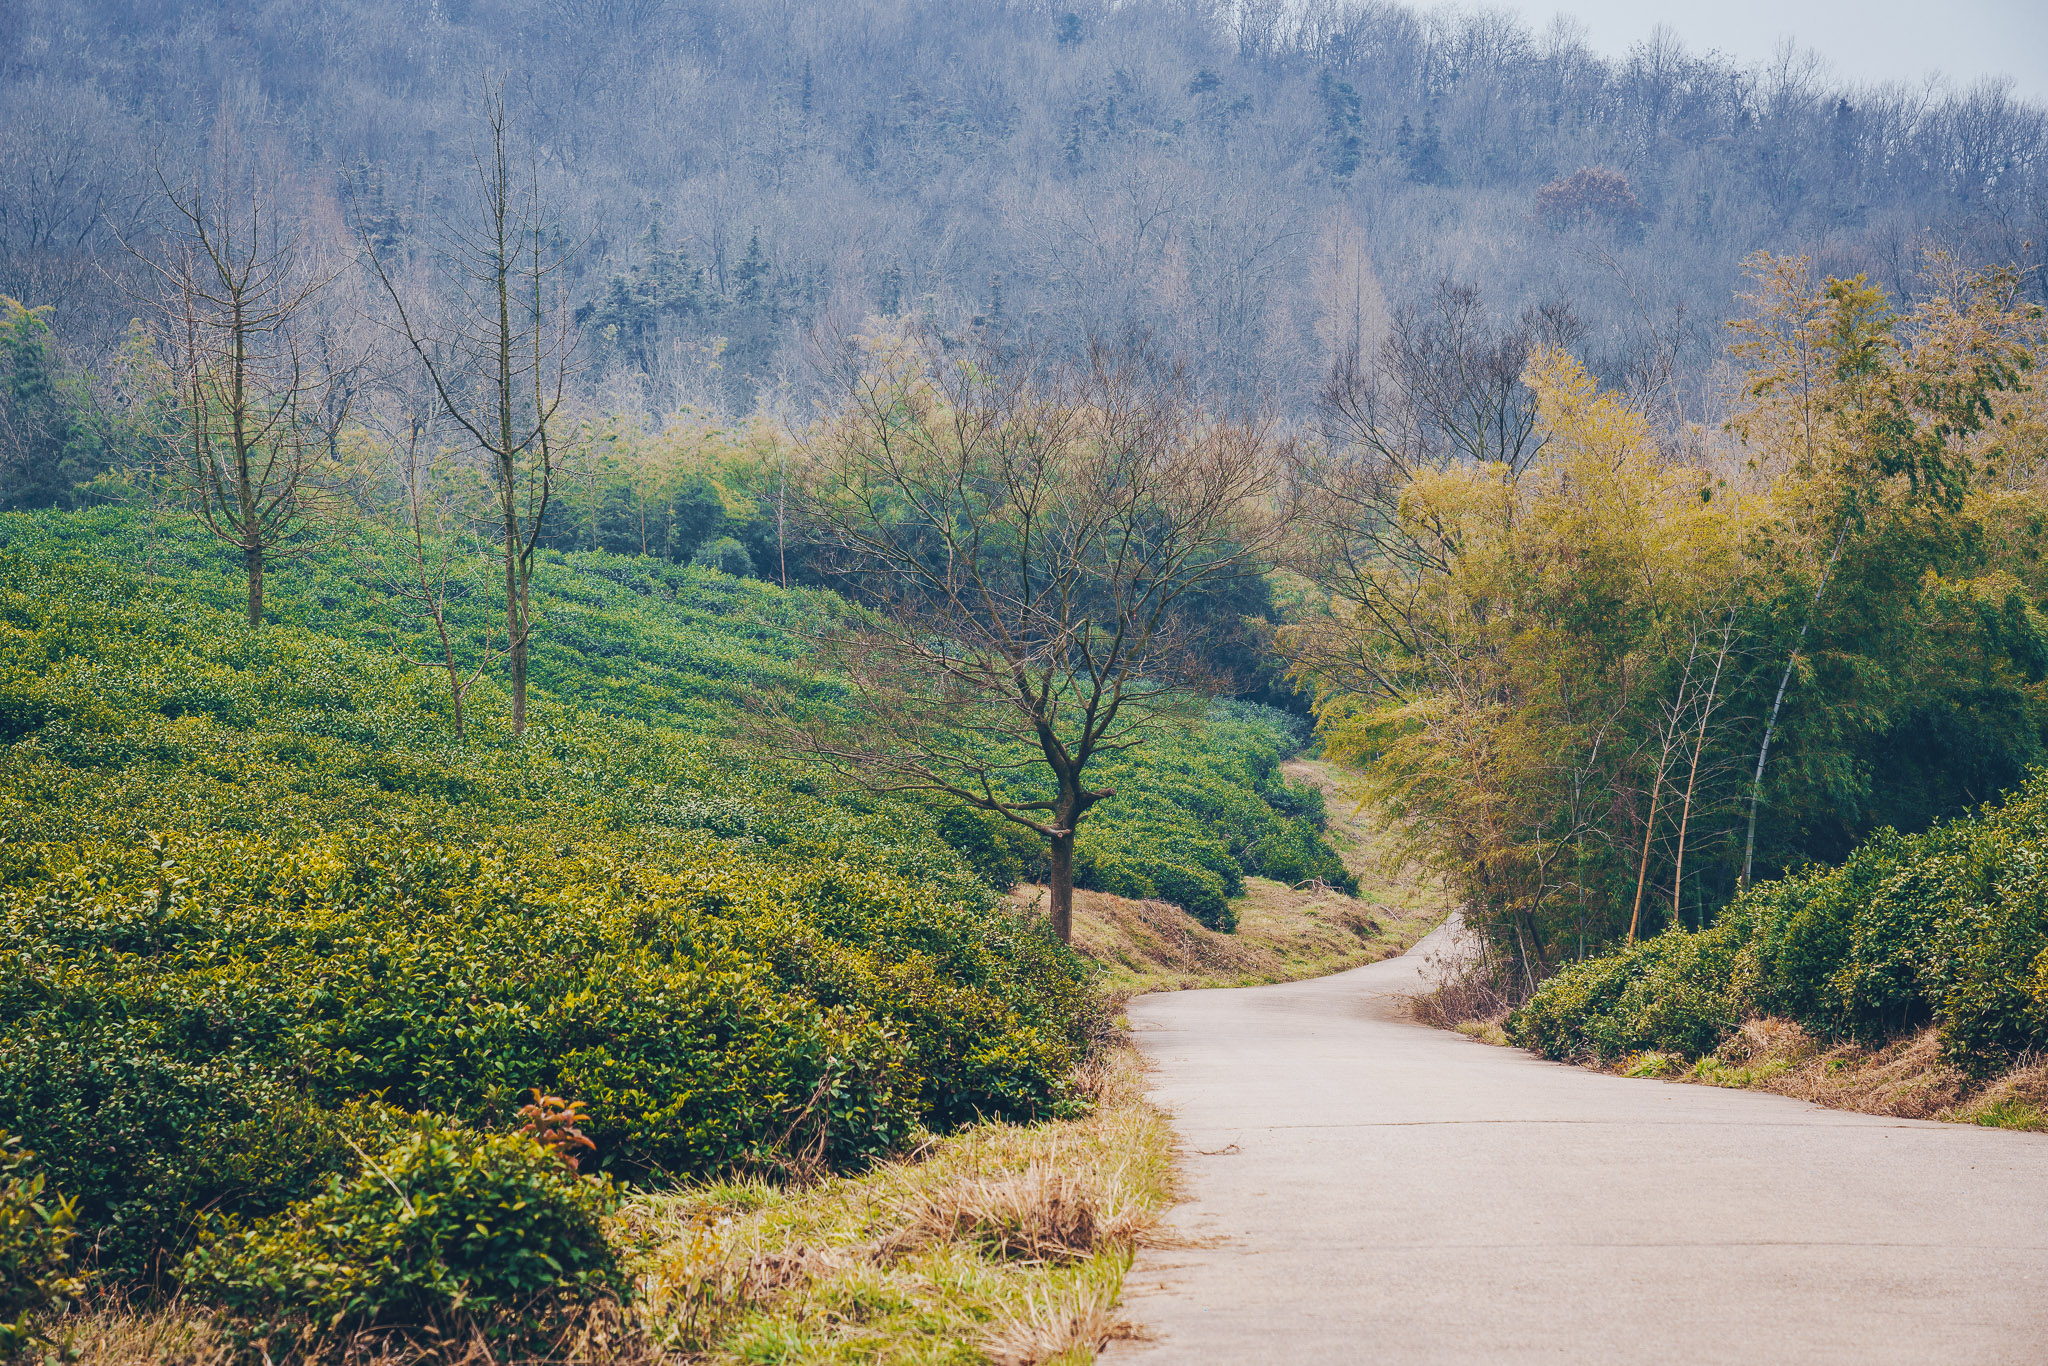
[0,1131,83,1361]
[691,535,754,577]
[0,1023,391,1282]
[1515,772,2048,1075]
[181,1121,624,1331]
[1139,862,1233,932]
[1511,922,1744,1063]
[1262,775,1328,830]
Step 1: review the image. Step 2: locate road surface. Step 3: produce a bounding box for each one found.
[1107,919,2048,1364]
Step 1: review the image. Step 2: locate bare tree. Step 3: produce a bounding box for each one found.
[359,83,574,735]
[366,398,500,739]
[777,332,1284,943]
[127,145,354,625]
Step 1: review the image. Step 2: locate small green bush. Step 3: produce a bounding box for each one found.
[1512,921,1746,1063]
[182,1121,624,1330]
[691,535,754,577]
[0,1131,82,1361]
[0,1023,391,1282]
[1140,862,1233,932]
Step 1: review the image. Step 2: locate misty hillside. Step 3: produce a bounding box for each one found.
[4,0,2043,416]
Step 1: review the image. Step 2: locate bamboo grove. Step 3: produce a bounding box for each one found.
[1285,253,2048,979]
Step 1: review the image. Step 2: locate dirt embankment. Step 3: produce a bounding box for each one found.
[1014,758,1448,998]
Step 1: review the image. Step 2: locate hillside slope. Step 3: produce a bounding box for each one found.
[0,508,1355,1290]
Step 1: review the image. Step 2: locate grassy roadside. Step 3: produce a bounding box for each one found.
[1614,1020,2048,1134]
[1425,979,2048,1137]
[613,1046,1171,1365]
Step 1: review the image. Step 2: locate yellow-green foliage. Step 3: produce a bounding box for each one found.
[0,1132,82,1360]
[181,1120,624,1333]
[1299,260,2048,970]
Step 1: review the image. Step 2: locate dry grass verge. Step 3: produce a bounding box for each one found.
[1680,1018,2048,1131]
[618,1044,1173,1365]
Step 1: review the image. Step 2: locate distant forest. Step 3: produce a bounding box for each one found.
[3,0,2045,418]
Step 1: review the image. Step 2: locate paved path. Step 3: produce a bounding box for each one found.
[1107,920,2048,1364]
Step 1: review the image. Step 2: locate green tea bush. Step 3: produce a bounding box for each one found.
[1139,862,1233,932]
[1511,918,1747,1063]
[0,829,1089,1273]
[0,1021,394,1282]
[182,1120,623,1331]
[0,1131,82,1360]
[1513,773,2048,1075]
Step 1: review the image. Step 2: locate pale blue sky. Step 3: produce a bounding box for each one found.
[1486,0,2048,103]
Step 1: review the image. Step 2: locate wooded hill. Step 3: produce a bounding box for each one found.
[5,0,2044,416]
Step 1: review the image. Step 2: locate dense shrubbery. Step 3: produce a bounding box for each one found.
[0,1132,81,1359]
[1512,772,2048,1076]
[0,507,1345,1306]
[182,1120,624,1331]
[0,826,1088,1278]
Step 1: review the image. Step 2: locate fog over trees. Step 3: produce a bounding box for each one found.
[4,0,2044,422]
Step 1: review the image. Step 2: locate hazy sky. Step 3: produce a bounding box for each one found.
[1487,0,2048,104]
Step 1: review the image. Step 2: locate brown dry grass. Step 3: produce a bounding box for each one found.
[1028,759,1447,999]
[616,1042,1174,1365]
[1683,1018,2047,1130]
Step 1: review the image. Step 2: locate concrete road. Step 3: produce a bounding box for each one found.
[1107,920,2048,1365]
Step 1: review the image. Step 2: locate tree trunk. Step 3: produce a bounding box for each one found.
[510,629,527,733]
[245,545,263,626]
[504,475,526,735]
[1048,830,1075,945]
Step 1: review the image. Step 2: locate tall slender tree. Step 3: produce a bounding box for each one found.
[360,82,574,734]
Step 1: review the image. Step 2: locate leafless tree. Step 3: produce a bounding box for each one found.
[359,82,575,735]
[365,395,500,739]
[775,330,1284,943]
[126,144,355,625]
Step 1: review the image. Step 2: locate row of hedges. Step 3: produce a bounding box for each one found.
[1512,772,2048,1076]
[0,510,1347,926]
[1,827,1089,1282]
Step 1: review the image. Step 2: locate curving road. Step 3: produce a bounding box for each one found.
[1106,920,2048,1365]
